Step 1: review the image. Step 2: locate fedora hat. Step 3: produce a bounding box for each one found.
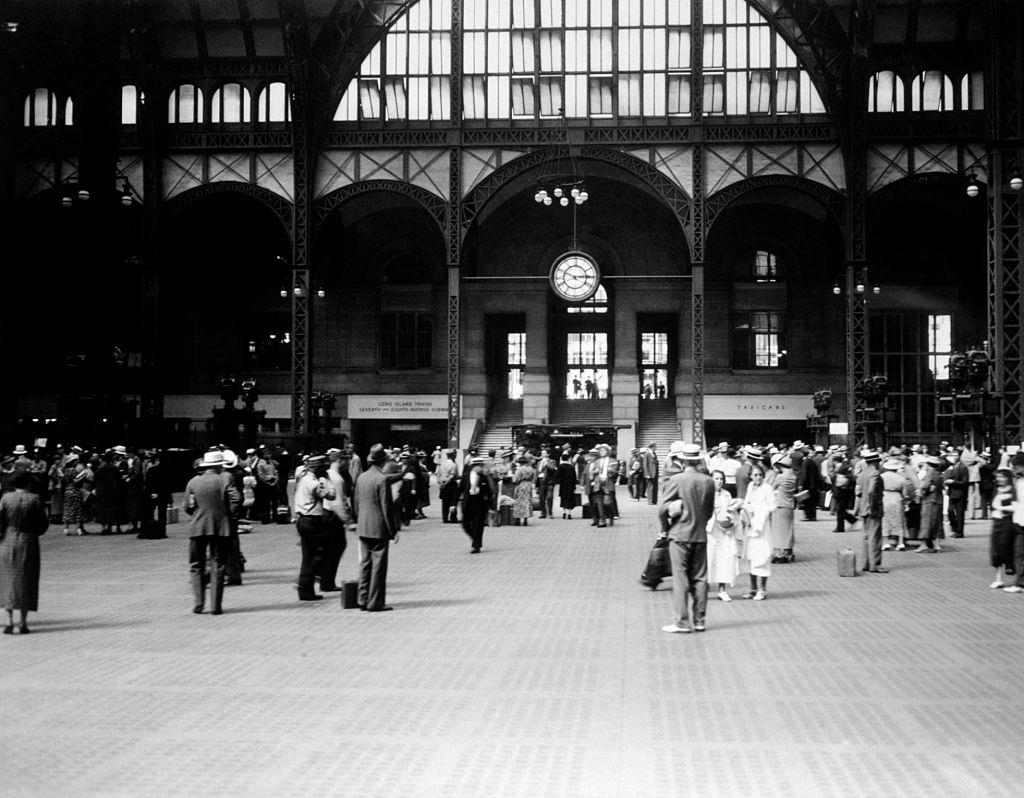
[367,444,388,464]
[596,443,610,454]
[221,450,239,469]
[882,459,902,471]
[201,451,224,468]
[680,443,704,461]
[862,449,881,462]
[668,441,687,458]
[12,444,27,456]
[925,455,944,468]
[745,446,764,460]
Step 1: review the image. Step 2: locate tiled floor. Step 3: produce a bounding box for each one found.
[4,489,1022,797]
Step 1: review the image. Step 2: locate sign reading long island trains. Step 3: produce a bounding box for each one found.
[347,395,450,419]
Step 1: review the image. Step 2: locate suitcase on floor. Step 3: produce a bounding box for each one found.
[341,581,360,609]
[837,547,858,577]
[640,538,672,589]
[166,507,179,524]
[275,505,291,524]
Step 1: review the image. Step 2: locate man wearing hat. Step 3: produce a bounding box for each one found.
[640,443,659,504]
[659,442,715,634]
[915,455,946,553]
[588,443,618,528]
[353,444,398,611]
[977,450,996,521]
[855,449,889,572]
[321,449,354,592]
[254,447,279,525]
[535,447,558,519]
[292,454,336,601]
[943,451,970,537]
[138,450,171,540]
[829,449,857,533]
[459,455,493,553]
[184,451,241,614]
[436,449,461,523]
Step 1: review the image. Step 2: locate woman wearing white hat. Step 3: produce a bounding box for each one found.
[707,471,742,601]
[880,458,911,551]
[770,454,797,563]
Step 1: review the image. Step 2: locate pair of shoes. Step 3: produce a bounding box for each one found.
[896,544,907,551]
[868,568,890,574]
[298,591,324,602]
[990,581,1006,589]
[752,591,766,601]
[2,625,12,635]
[64,530,72,536]
[718,591,732,602]
[832,529,844,533]
[18,625,29,634]
[597,523,607,528]
[639,579,658,589]
[366,606,394,612]
[471,546,480,553]
[693,623,706,632]
[881,544,893,551]
[1003,585,1023,593]
[319,584,340,592]
[211,609,223,616]
[661,624,691,633]
[740,592,755,600]
[192,606,204,614]
[357,604,368,611]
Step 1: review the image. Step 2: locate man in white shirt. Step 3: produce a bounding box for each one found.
[320,450,353,592]
[292,454,336,601]
[436,449,461,523]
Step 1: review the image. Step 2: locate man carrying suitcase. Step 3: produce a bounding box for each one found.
[658,442,715,634]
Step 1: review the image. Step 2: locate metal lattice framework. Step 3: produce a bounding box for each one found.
[161,180,294,230]
[689,0,705,447]
[704,174,846,231]
[446,0,464,448]
[987,0,1024,444]
[313,179,448,233]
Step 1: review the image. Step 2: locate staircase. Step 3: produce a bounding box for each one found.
[472,399,521,453]
[636,400,679,452]
[549,398,613,425]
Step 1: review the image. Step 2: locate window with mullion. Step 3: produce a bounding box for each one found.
[732,311,784,369]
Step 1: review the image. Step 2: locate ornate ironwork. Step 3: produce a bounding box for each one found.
[446,0,463,448]
[313,179,448,234]
[704,174,845,231]
[161,180,293,229]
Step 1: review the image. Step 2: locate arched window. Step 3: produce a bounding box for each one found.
[868,70,905,112]
[334,0,824,122]
[211,83,252,123]
[121,85,140,125]
[911,70,954,111]
[568,284,608,314]
[961,71,984,111]
[256,82,291,122]
[22,88,56,126]
[64,97,74,126]
[168,84,204,123]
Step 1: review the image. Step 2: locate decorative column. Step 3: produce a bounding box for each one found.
[689,0,706,447]
[446,0,464,448]
[987,0,1024,444]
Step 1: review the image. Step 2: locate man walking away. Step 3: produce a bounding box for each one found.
[353,444,398,611]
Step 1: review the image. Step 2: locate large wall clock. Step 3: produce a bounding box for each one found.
[549,251,601,302]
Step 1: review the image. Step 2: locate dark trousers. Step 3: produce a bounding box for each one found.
[833,492,856,532]
[140,496,167,538]
[296,515,329,595]
[440,481,459,522]
[319,516,348,589]
[802,490,818,520]
[646,477,658,504]
[225,528,244,584]
[463,509,486,549]
[537,481,554,517]
[1014,528,1024,588]
[189,536,228,611]
[358,536,390,609]
[861,514,883,570]
[255,482,275,522]
[948,497,968,537]
[668,540,708,627]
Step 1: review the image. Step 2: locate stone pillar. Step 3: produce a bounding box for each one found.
[522,288,550,424]
[611,294,638,436]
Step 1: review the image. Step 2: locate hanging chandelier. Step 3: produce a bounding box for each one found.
[532,111,591,207]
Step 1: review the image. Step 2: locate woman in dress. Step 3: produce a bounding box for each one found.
[47,456,64,523]
[989,467,1016,589]
[741,463,774,600]
[0,471,49,634]
[880,458,911,551]
[61,454,87,536]
[770,454,797,563]
[556,453,577,519]
[707,470,741,601]
[511,455,536,526]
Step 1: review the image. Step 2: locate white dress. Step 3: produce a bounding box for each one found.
[741,482,775,577]
[706,489,739,586]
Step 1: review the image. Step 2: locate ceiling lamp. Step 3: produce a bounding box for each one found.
[965,174,981,198]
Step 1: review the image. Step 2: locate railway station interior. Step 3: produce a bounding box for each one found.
[1,0,1023,795]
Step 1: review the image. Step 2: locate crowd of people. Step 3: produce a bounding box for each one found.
[1,433,1019,633]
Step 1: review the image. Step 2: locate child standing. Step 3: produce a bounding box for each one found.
[989,468,1016,589]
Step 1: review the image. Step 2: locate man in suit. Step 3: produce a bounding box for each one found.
[293,454,336,601]
[856,449,888,573]
[459,455,493,553]
[944,452,970,538]
[353,444,398,611]
[535,448,558,519]
[184,451,241,614]
[588,443,618,528]
[658,442,716,633]
[641,443,659,504]
[915,455,945,553]
[320,449,353,592]
[138,450,171,539]
[436,449,461,523]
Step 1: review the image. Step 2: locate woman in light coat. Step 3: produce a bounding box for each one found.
[770,454,798,563]
[707,470,741,601]
[741,464,775,600]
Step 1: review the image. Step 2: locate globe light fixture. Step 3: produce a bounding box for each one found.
[965,174,981,198]
[316,286,326,298]
[1011,173,1024,192]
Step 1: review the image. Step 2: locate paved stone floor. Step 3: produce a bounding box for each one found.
[3,487,1022,797]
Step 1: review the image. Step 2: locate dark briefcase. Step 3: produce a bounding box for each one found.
[640,538,672,589]
[341,581,360,608]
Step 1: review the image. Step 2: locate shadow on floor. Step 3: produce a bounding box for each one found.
[389,597,481,610]
[16,618,148,633]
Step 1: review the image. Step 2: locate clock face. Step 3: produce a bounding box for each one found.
[550,252,601,302]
